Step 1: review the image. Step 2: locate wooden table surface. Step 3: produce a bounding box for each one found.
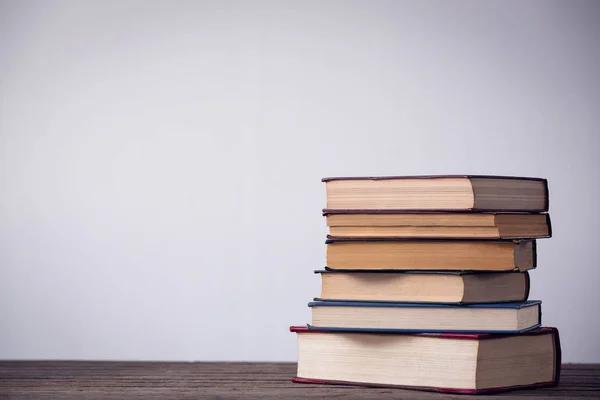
[0,362,598,399]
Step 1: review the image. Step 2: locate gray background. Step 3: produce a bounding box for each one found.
[1,0,598,362]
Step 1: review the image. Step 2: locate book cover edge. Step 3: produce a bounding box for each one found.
[307,299,542,309]
[291,375,557,394]
[290,325,555,339]
[321,175,547,182]
[304,323,542,334]
[325,238,536,244]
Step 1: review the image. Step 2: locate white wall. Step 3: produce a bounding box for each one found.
[1,0,598,362]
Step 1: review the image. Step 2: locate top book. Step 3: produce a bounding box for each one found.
[323,175,549,213]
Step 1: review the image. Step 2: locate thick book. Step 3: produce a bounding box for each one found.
[323,175,549,212]
[308,300,541,333]
[316,270,530,304]
[290,326,561,394]
[325,212,552,239]
[326,238,536,272]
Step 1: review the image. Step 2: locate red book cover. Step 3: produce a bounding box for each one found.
[289,326,561,395]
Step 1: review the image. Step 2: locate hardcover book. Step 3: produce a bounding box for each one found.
[323,175,549,212]
[291,326,561,394]
[326,238,536,271]
[325,212,552,239]
[316,269,530,304]
[308,300,542,333]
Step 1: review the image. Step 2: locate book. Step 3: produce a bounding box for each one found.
[290,326,561,394]
[323,175,548,212]
[308,300,541,333]
[326,238,536,271]
[316,270,529,304]
[325,212,551,239]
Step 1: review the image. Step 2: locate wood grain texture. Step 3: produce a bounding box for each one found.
[0,362,598,399]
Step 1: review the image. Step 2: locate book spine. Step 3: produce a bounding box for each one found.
[543,179,550,212]
[552,328,562,385]
[533,240,538,269]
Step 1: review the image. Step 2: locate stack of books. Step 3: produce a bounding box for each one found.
[291,175,561,394]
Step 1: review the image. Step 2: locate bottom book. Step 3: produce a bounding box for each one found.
[290,326,561,394]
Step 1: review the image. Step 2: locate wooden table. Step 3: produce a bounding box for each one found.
[0,362,598,399]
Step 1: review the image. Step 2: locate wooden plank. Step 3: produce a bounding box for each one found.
[0,362,598,399]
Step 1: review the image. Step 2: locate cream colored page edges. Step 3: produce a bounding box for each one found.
[321,273,464,302]
[326,213,496,227]
[297,332,478,389]
[326,178,474,209]
[327,241,515,270]
[328,226,501,238]
[312,307,520,330]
